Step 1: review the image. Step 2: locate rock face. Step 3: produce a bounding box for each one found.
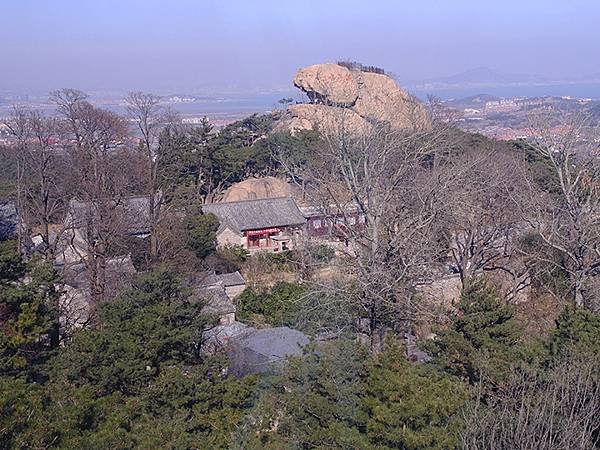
[273,103,371,135]
[278,62,429,134]
[294,63,359,107]
[352,71,427,127]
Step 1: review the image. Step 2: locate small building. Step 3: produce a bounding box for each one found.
[193,271,246,326]
[200,271,246,299]
[197,284,236,326]
[57,195,153,265]
[59,255,137,332]
[300,203,366,239]
[202,197,306,253]
[65,195,152,238]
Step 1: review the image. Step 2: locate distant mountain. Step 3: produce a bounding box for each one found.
[579,72,600,82]
[445,94,501,108]
[406,67,547,89]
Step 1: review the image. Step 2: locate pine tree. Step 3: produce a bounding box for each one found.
[425,280,523,385]
[549,305,600,359]
[0,240,60,377]
[50,269,208,395]
[362,339,468,450]
[239,339,370,449]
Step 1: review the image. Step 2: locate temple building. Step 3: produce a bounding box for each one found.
[202,197,306,253]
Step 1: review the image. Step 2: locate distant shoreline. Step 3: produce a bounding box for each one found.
[3,83,600,123]
[409,82,600,101]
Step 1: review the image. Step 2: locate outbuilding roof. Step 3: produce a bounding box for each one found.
[228,326,309,376]
[61,255,137,298]
[202,197,306,233]
[67,195,152,236]
[201,271,246,288]
[196,284,236,317]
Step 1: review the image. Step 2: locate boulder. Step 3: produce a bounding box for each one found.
[221,176,294,202]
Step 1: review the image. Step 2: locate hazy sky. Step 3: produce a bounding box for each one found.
[2,0,600,94]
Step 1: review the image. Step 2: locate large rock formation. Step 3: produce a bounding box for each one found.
[277,62,429,134]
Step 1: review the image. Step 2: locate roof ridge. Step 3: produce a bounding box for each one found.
[69,193,154,204]
[204,196,293,207]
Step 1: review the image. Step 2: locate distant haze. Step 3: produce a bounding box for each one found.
[2,0,600,96]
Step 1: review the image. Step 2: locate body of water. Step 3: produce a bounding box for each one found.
[4,84,600,121]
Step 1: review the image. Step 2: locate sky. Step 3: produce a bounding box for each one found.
[2,0,600,95]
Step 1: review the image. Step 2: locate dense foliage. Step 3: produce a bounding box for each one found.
[185,211,220,260]
[1,240,600,448]
[0,256,257,449]
[239,339,468,449]
[155,113,318,206]
[236,281,306,325]
[0,240,59,378]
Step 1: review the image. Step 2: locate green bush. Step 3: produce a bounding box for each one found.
[236,282,306,326]
[310,243,335,262]
[185,212,219,260]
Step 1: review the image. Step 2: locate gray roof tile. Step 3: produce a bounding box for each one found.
[201,271,245,287]
[202,197,306,233]
[68,195,152,236]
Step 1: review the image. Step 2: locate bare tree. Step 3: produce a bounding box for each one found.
[461,351,600,450]
[440,146,530,296]
[51,89,136,311]
[3,107,30,253]
[4,109,66,259]
[524,109,600,308]
[125,92,179,257]
[277,96,456,350]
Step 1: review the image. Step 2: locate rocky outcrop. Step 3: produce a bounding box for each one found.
[278,62,429,135]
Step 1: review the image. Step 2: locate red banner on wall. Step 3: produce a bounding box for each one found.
[245,228,281,236]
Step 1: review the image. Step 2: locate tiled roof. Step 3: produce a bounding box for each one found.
[299,202,362,218]
[236,327,309,358]
[197,285,235,316]
[202,197,306,233]
[228,326,309,375]
[201,271,245,287]
[61,255,137,298]
[68,195,152,235]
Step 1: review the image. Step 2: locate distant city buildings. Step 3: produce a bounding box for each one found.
[450,94,598,141]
